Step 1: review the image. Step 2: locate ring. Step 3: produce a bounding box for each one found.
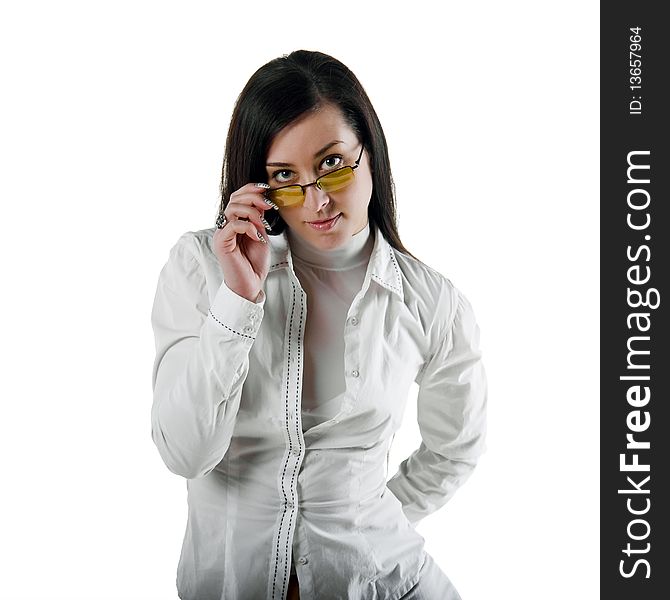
[216,213,228,229]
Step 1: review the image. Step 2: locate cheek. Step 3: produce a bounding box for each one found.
[354,177,373,208]
[279,209,300,225]
[346,173,373,203]
[278,204,310,227]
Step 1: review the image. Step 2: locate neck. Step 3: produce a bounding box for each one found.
[287,222,373,270]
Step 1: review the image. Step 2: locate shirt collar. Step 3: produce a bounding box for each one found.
[267,223,404,301]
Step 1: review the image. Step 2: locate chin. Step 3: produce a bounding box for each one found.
[307,230,348,249]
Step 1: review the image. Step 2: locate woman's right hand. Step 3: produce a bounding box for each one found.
[212,183,277,302]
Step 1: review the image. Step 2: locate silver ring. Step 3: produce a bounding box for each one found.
[215,213,227,229]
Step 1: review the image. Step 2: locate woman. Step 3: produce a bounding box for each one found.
[151,50,487,600]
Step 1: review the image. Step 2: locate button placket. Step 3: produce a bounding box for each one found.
[269,275,307,600]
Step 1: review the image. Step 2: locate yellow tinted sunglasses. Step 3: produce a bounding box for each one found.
[267,144,365,208]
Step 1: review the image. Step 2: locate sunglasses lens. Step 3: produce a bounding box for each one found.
[318,167,354,192]
[267,167,356,206]
[268,186,304,207]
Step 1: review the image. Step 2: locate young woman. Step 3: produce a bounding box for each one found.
[151,50,487,600]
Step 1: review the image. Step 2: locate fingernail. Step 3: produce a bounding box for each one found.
[260,216,272,231]
[255,183,271,189]
[263,197,280,210]
[257,231,267,244]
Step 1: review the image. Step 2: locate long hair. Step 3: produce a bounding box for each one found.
[218,50,414,257]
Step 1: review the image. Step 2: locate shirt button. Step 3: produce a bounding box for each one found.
[351,369,359,378]
[285,501,294,509]
[350,316,359,326]
[298,556,308,565]
[292,448,300,456]
[243,325,253,334]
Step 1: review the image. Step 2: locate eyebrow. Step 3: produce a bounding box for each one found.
[266,140,345,167]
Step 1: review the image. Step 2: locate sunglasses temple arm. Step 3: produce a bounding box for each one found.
[354,143,365,166]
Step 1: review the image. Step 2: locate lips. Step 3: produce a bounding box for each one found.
[308,214,340,224]
[306,213,342,231]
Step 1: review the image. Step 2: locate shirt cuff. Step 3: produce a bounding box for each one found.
[208,282,265,339]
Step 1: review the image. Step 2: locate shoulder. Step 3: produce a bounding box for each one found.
[393,250,455,295]
[392,250,482,359]
[392,249,460,326]
[162,228,222,280]
[157,227,221,291]
[169,227,217,262]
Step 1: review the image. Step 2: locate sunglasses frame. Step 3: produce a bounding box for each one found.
[267,144,365,207]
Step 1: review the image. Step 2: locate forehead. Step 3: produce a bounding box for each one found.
[266,104,357,160]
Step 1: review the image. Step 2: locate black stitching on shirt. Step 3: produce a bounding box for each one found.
[372,273,402,295]
[370,247,402,295]
[207,310,255,339]
[293,291,304,458]
[281,287,305,598]
[271,260,289,269]
[272,279,296,599]
[389,246,402,289]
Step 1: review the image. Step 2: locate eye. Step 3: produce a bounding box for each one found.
[320,155,343,170]
[272,169,294,184]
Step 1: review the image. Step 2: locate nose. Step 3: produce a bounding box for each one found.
[303,183,330,212]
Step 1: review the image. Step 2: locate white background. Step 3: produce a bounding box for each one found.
[0,1,599,598]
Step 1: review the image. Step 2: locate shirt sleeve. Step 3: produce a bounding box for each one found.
[150,233,266,479]
[386,287,487,527]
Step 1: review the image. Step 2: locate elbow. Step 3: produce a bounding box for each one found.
[167,462,216,480]
[151,426,220,480]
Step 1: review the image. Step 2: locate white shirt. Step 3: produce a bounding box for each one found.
[286,222,374,432]
[150,223,487,600]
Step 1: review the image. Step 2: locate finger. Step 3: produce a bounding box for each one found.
[225,219,268,245]
[213,220,256,254]
[229,182,271,197]
[228,193,278,215]
[229,182,271,203]
[229,183,280,212]
[224,204,272,231]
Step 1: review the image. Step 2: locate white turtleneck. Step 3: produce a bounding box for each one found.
[286,222,374,433]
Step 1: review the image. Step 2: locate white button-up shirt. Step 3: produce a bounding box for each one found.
[150,225,487,600]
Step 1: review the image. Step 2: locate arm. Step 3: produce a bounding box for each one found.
[386,287,487,527]
[150,233,265,479]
